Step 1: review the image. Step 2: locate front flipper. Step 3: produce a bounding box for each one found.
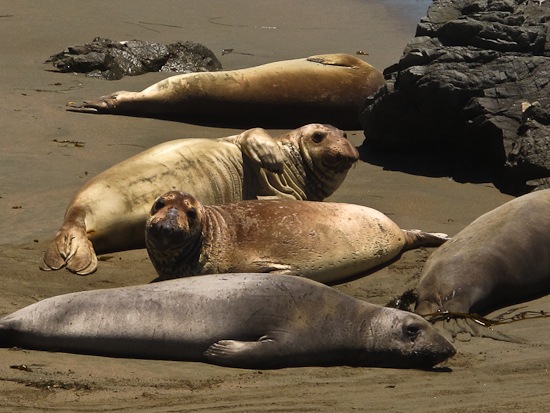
[41,211,98,275]
[204,336,291,369]
[222,128,285,174]
[306,53,362,68]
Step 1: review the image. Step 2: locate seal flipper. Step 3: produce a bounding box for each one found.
[204,336,292,369]
[66,92,127,114]
[222,128,285,174]
[41,226,98,275]
[431,318,523,344]
[41,209,98,275]
[402,229,450,251]
[253,262,295,275]
[306,53,363,68]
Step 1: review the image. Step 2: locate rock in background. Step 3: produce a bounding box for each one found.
[361,0,550,194]
[46,37,222,80]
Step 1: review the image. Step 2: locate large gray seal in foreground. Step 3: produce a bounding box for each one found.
[67,54,385,129]
[41,124,359,275]
[0,273,455,369]
[411,189,550,340]
[145,192,449,283]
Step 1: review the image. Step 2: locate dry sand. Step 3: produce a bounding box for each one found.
[1,1,549,411]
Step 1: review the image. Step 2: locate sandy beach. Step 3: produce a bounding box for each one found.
[1,1,550,411]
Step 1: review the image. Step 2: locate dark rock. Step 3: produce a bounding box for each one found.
[46,37,222,80]
[361,0,550,194]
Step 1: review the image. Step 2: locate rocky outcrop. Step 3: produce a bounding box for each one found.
[361,0,550,194]
[47,38,222,80]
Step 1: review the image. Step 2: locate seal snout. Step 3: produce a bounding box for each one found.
[146,191,202,248]
[322,141,360,172]
[413,324,456,367]
[397,315,456,368]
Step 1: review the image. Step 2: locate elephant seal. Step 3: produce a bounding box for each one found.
[145,192,449,283]
[411,189,550,340]
[41,124,358,275]
[67,54,385,129]
[0,273,455,369]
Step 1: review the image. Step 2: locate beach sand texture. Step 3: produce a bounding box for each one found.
[1,1,549,411]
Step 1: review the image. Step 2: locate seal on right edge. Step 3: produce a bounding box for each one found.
[412,189,550,340]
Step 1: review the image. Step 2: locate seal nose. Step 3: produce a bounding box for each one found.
[402,318,456,367]
[324,142,359,171]
[148,207,183,243]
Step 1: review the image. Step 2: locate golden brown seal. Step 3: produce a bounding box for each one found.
[42,124,358,275]
[67,54,385,129]
[145,192,449,283]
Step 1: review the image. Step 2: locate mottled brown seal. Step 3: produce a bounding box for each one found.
[145,192,449,283]
[412,189,550,340]
[0,273,456,369]
[67,54,385,129]
[41,124,358,275]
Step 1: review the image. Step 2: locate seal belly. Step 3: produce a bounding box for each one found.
[212,201,405,284]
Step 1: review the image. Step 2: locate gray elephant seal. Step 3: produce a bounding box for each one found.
[41,124,358,275]
[412,189,550,340]
[0,273,455,369]
[145,192,449,283]
[67,54,385,129]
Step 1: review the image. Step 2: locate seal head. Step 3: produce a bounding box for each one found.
[268,123,359,200]
[146,192,204,277]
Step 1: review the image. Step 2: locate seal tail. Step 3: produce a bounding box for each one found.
[401,229,450,251]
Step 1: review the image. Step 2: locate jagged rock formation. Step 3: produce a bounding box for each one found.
[47,38,222,80]
[361,0,550,194]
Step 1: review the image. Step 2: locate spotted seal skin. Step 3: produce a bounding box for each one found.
[413,189,550,340]
[145,192,449,283]
[67,54,385,129]
[0,273,456,369]
[41,124,358,275]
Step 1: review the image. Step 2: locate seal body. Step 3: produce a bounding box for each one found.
[414,189,550,318]
[0,274,455,369]
[41,124,359,275]
[145,192,448,283]
[68,54,385,129]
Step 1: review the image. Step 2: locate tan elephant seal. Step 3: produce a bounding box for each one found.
[145,192,449,283]
[0,273,456,369]
[41,124,359,275]
[410,189,550,341]
[67,54,385,129]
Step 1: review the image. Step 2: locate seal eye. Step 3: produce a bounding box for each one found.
[311,132,325,143]
[405,324,421,339]
[152,197,166,213]
[186,207,198,220]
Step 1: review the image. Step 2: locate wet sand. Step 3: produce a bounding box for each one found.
[1,1,550,411]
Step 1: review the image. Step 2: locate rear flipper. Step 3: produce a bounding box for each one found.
[66,92,126,114]
[431,318,523,343]
[402,229,450,250]
[204,337,294,369]
[41,224,98,275]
